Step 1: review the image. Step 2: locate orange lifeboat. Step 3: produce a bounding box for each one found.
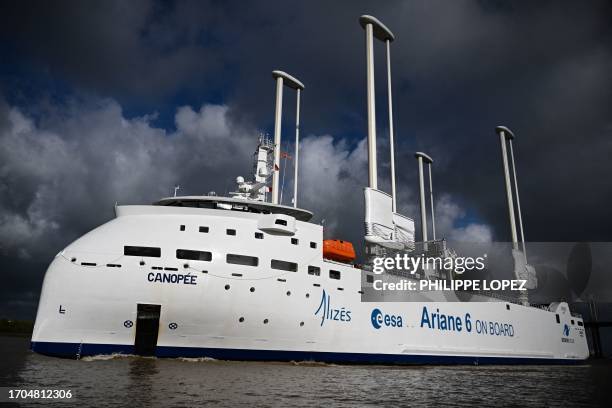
[323,240,356,263]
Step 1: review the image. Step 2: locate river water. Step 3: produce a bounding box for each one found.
[0,335,609,407]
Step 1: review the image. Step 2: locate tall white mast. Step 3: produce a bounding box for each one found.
[385,38,397,212]
[359,15,395,191]
[293,88,301,208]
[509,136,527,260]
[428,161,436,240]
[271,70,304,205]
[415,152,433,244]
[495,126,519,250]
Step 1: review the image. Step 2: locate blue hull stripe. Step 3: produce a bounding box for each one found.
[30,341,585,365]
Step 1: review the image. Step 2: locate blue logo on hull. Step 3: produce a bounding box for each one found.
[314,290,351,326]
[563,324,570,337]
[371,308,403,329]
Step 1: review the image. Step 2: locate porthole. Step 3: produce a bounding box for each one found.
[139,260,145,266]
[250,287,255,292]
[286,291,291,296]
[305,293,310,298]
[263,319,269,324]
[239,317,245,323]
[300,322,304,327]
[225,284,230,290]
[183,263,189,269]
[70,257,76,263]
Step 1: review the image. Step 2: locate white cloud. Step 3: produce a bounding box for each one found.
[434,194,492,243]
[0,98,254,258]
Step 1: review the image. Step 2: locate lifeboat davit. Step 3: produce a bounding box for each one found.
[323,240,356,263]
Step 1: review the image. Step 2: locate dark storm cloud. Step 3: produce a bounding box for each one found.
[1,0,612,318]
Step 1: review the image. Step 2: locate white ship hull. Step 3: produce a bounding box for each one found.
[31,204,589,364]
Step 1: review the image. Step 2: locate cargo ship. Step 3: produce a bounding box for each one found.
[30,15,589,364]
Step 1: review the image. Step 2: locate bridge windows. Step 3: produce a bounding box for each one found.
[271,259,298,272]
[329,270,341,280]
[226,229,236,236]
[124,246,161,258]
[274,219,287,226]
[227,254,258,267]
[176,249,212,261]
[199,226,209,233]
[555,314,560,324]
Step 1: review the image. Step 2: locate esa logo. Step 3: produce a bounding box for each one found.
[371,308,403,329]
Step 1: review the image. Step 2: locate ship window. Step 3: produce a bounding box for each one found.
[226,229,236,236]
[164,267,178,271]
[227,254,258,266]
[555,314,560,324]
[571,319,575,325]
[271,259,298,272]
[291,238,299,245]
[310,242,317,249]
[124,246,161,258]
[275,219,287,226]
[366,274,374,283]
[337,287,344,291]
[199,226,209,233]
[106,263,121,268]
[81,262,96,266]
[577,321,583,327]
[308,266,320,276]
[255,232,264,239]
[506,304,510,310]
[329,270,341,280]
[180,225,185,231]
[176,249,212,261]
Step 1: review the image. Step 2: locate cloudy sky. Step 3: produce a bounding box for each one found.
[1,0,611,318]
